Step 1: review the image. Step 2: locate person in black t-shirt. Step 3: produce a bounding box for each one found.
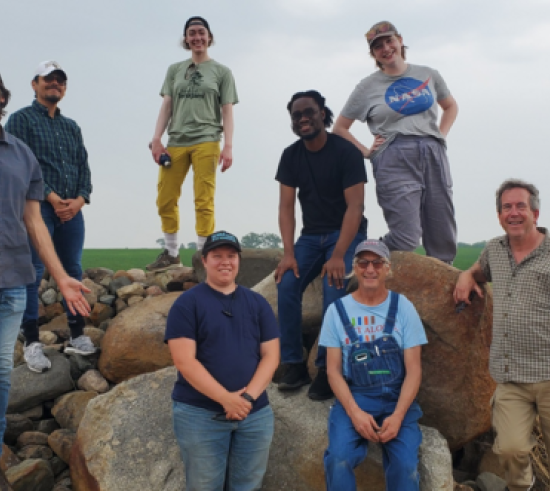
[274,90,368,401]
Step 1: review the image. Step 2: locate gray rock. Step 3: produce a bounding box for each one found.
[99,295,116,306]
[77,369,109,393]
[35,418,60,435]
[5,458,55,491]
[117,282,145,300]
[193,248,284,288]
[127,268,146,283]
[41,288,58,306]
[476,472,507,491]
[8,350,74,413]
[49,455,68,476]
[85,267,114,283]
[73,368,452,491]
[109,276,132,295]
[4,415,34,446]
[20,404,43,420]
[17,444,53,460]
[68,354,93,382]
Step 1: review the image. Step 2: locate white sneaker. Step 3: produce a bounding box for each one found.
[23,342,52,373]
[65,335,97,356]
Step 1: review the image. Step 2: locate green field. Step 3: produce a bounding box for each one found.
[81,246,483,272]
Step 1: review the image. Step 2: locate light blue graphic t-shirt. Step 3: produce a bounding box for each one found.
[341,63,451,160]
[319,292,427,378]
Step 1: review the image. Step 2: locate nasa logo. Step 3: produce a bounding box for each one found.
[385,77,434,115]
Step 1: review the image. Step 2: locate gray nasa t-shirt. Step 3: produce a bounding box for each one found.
[341,64,451,159]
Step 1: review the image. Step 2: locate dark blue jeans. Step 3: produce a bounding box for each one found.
[324,390,423,491]
[277,231,365,367]
[23,202,85,330]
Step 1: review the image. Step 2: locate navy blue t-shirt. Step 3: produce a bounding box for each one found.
[275,133,368,235]
[164,283,280,413]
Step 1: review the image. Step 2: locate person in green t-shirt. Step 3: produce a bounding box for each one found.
[148,16,238,271]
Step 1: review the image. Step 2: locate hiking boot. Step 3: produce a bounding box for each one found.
[0,467,14,491]
[23,342,51,373]
[65,335,97,356]
[278,363,311,391]
[308,367,334,401]
[146,249,182,271]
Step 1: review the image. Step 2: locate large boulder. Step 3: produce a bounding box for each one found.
[193,249,284,288]
[8,350,74,413]
[97,293,179,383]
[71,368,451,491]
[252,272,323,333]
[385,252,494,450]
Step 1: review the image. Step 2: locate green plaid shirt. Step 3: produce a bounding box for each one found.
[5,100,92,203]
[480,228,550,383]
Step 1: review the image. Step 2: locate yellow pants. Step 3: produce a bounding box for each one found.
[156,142,220,236]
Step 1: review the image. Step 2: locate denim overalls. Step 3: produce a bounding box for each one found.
[324,291,423,491]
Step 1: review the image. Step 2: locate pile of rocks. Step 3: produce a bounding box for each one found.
[1,251,545,491]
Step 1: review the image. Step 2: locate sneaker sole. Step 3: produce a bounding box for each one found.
[145,263,183,272]
[277,377,312,391]
[26,363,50,373]
[64,347,98,356]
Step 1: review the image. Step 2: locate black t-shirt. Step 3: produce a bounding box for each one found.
[275,133,368,235]
[164,283,280,414]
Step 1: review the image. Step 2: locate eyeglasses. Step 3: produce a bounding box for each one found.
[356,259,387,270]
[43,74,67,86]
[291,108,318,122]
[365,22,395,44]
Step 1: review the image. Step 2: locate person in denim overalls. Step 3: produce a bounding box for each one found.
[319,239,427,490]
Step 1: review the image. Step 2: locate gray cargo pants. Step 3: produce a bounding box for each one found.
[371,135,456,263]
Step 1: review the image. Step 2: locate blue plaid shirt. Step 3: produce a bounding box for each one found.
[5,100,92,203]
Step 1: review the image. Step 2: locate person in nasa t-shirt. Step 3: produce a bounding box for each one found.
[334,21,459,265]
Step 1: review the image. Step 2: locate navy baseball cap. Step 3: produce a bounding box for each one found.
[202,231,242,256]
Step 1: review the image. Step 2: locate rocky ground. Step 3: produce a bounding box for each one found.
[1,251,547,491]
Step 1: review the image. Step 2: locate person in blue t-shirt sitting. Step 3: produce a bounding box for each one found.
[320,239,427,491]
[165,230,280,491]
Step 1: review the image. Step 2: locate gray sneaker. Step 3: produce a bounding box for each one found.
[65,335,97,356]
[23,342,52,373]
[146,249,182,271]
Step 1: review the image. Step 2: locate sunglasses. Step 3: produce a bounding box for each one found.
[291,108,318,122]
[356,259,387,270]
[366,22,394,44]
[43,73,66,86]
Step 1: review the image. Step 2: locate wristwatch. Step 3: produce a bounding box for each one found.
[241,392,255,404]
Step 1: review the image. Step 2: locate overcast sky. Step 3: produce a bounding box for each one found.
[2,0,549,248]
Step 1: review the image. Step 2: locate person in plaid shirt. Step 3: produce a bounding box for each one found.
[5,61,94,373]
[454,179,549,491]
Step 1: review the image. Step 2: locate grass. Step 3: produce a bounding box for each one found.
[81,246,484,272]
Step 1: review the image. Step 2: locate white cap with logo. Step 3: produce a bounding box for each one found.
[34,61,67,80]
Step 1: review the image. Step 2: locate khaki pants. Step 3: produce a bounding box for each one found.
[492,381,550,491]
[156,142,220,236]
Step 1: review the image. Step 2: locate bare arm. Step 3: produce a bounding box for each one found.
[219,104,234,172]
[378,346,422,443]
[23,200,90,316]
[453,261,487,304]
[168,337,252,420]
[321,182,364,289]
[333,115,385,159]
[274,184,299,283]
[438,95,458,138]
[326,347,381,442]
[150,95,173,163]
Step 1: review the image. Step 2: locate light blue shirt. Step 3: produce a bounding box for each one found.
[319,292,427,378]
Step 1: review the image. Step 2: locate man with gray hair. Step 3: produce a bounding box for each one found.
[454,179,548,491]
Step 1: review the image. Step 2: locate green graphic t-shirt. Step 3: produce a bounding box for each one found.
[161,59,238,147]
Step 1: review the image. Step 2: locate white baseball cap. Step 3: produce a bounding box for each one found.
[34,61,67,79]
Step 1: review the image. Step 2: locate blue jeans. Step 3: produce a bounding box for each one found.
[23,202,85,330]
[277,231,365,367]
[172,401,274,491]
[0,286,26,456]
[324,391,423,491]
